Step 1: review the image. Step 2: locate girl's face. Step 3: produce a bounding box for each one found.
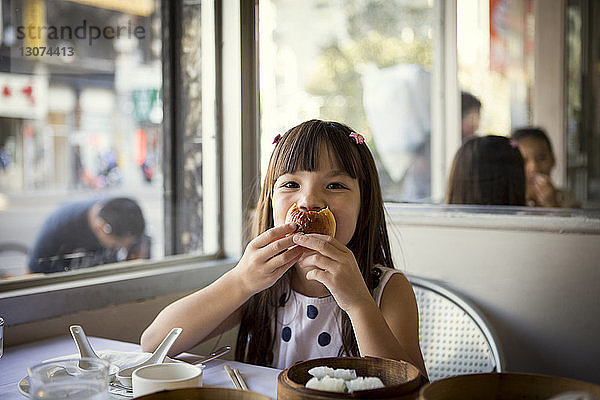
[517,137,555,179]
[272,147,361,248]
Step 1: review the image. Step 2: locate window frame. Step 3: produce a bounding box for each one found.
[0,0,257,325]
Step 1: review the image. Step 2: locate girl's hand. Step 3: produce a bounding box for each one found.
[234,222,304,295]
[531,173,558,207]
[292,233,372,312]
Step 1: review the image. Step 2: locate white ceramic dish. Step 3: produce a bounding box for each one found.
[17,376,29,397]
[132,362,203,397]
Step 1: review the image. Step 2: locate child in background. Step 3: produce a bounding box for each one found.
[461,91,482,142]
[141,119,426,377]
[446,135,525,206]
[511,127,580,208]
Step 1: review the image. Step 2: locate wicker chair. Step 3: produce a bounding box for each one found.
[408,275,504,381]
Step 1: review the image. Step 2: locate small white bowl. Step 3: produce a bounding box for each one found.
[132,363,203,397]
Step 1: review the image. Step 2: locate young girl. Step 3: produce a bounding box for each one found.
[511,127,580,208]
[141,119,427,377]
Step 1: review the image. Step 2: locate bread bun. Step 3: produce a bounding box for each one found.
[285,203,336,237]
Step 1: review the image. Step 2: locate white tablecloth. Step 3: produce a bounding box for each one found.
[0,335,281,399]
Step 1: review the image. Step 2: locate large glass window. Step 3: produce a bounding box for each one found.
[0,0,217,280]
[259,0,597,210]
[259,0,436,203]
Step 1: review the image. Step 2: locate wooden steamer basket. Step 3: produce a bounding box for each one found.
[135,387,272,400]
[278,357,426,400]
[418,372,600,400]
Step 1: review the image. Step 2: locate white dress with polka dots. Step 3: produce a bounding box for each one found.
[272,266,402,370]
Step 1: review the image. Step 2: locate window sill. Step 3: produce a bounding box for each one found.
[0,255,237,325]
[385,203,600,234]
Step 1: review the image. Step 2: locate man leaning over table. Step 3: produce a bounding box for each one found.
[28,197,148,274]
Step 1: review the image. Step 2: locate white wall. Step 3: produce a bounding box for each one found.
[386,204,600,384]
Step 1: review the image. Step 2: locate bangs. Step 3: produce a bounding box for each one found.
[272,121,362,180]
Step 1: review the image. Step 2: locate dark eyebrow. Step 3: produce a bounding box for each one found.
[327,170,353,179]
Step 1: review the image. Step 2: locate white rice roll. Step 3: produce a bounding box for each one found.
[305,375,347,393]
[345,376,385,392]
[308,366,335,379]
[333,368,357,380]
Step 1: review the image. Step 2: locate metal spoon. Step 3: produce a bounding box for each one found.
[192,344,231,365]
[116,327,183,387]
[174,345,231,365]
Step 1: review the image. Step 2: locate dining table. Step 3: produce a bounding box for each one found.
[0,334,281,399]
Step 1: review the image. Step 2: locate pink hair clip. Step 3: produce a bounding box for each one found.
[510,139,519,149]
[349,132,365,145]
[272,134,281,145]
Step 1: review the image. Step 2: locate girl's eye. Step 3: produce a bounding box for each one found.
[280,181,299,189]
[327,182,347,190]
[535,155,548,163]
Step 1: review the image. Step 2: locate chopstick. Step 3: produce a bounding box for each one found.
[224,364,244,390]
[233,367,249,391]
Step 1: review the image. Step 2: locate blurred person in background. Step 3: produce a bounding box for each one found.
[71,146,83,188]
[361,64,432,202]
[0,141,10,171]
[510,127,580,208]
[28,197,149,274]
[446,135,525,205]
[461,91,482,142]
